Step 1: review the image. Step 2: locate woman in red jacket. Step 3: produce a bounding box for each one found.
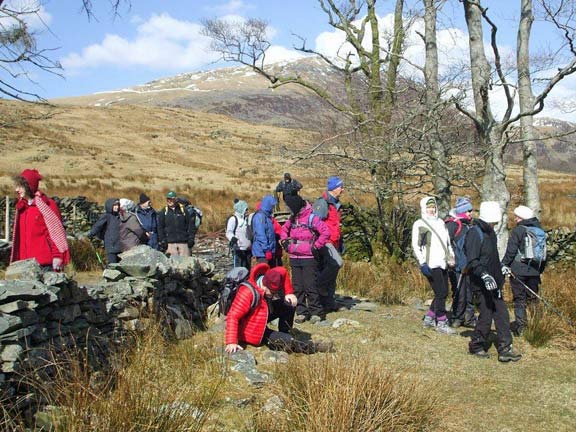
[225,263,333,354]
[10,169,70,271]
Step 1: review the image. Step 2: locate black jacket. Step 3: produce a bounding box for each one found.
[275,178,302,199]
[464,218,504,289]
[501,218,545,277]
[157,204,195,245]
[89,198,121,254]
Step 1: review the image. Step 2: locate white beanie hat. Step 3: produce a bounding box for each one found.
[479,201,502,223]
[514,205,534,220]
[119,198,135,212]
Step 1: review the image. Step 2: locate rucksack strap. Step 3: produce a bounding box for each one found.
[241,280,261,312]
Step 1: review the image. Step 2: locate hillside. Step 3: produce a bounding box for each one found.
[53,57,576,173]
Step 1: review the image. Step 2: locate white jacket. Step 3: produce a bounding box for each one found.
[411,197,454,269]
[226,212,251,250]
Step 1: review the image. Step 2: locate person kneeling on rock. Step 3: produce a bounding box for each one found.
[225,263,333,354]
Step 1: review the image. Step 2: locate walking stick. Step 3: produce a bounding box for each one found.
[510,273,575,329]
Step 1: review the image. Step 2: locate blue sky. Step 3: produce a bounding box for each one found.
[4,0,576,121]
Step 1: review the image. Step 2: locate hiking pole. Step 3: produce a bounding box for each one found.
[510,273,575,330]
[89,238,106,270]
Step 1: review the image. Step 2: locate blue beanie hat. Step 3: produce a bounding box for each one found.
[455,197,473,214]
[233,199,249,215]
[327,176,344,191]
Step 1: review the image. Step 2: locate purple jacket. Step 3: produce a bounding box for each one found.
[280,203,330,259]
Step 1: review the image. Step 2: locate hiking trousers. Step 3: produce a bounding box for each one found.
[451,272,476,323]
[511,275,540,328]
[428,268,450,319]
[291,259,323,318]
[233,249,252,270]
[317,245,341,311]
[469,287,513,354]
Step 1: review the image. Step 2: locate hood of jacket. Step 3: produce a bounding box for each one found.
[105,198,119,214]
[420,196,438,220]
[518,217,541,229]
[260,195,277,216]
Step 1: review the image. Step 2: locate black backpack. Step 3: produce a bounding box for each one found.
[218,267,260,316]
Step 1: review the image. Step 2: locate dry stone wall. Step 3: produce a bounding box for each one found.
[0,245,220,406]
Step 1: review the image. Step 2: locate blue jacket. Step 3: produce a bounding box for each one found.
[89,198,121,254]
[135,205,158,249]
[251,195,277,258]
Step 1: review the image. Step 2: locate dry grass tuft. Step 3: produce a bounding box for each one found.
[67,238,105,272]
[337,251,427,304]
[252,353,441,432]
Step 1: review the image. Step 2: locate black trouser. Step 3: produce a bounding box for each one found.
[317,247,340,311]
[233,249,252,270]
[256,257,277,268]
[291,259,323,318]
[262,298,296,350]
[469,286,513,354]
[107,252,120,264]
[511,275,540,328]
[428,268,450,319]
[450,272,476,323]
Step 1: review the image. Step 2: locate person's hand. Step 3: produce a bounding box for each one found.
[188,240,195,249]
[284,294,297,307]
[230,236,238,246]
[481,273,498,291]
[146,232,151,238]
[420,263,432,277]
[501,265,512,276]
[265,251,273,261]
[225,344,243,354]
[52,258,63,272]
[159,242,167,252]
[447,257,456,268]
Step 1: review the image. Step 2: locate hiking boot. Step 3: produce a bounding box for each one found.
[469,349,490,359]
[436,320,457,335]
[309,315,325,324]
[463,317,478,328]
[451,318,462,328]
[294,314,308,324]
[498,347,522,363]
[423,315,436,328]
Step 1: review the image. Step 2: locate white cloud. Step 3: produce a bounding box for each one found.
[262,45,306,65]
[204,0,253,16]
[61,13,218,71]
[1,0,52,30]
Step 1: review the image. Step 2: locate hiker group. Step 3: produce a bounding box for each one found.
[223,174,345,354]
[412,196,547,362]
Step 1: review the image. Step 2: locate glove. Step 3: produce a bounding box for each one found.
[229,236,238,246]
[420,263,432,277]
[501,265,512,276]
[481,273,498,291]
[188,240,195,249]
[159,242,167,253]
[52,257,63,272]
[265,251,273,261]
[280,239,290,251]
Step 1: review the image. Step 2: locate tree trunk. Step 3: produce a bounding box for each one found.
[517,0,541,216]
[463,0,510,253]
[382,0,405,125]
[424,0,450,216]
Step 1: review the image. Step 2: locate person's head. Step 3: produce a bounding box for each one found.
[327,176,344,198]
[284,172,292,183]
[119,198,135,213]
[139,192,151,209]
[454,196,473,219]
[166,190,177,208]
[284,195,305,216]
[479,201,502,226]
[262,267,285,299]
[112,200,120,214]
[260,195,277,214]
[513,205,534,223]
[420,196,437,218]
[14,169,42,199]
[233,198,249,216]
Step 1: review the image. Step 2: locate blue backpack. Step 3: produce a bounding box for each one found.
[516,226,547,269]
[452,224,470,273]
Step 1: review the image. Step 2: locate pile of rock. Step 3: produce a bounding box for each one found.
[53,196,103,235]
[0,245,220,405]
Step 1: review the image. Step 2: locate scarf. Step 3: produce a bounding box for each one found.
[11,192,70,264]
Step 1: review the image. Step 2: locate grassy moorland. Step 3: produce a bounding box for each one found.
[1,99,575,430]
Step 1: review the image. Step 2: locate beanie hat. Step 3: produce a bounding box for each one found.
[139,192,151,204]
[454,197,473,214]
[233,199,249,215]
[119,198,135,212]
[479,201,502,224]
[20,169,42,194]
[327,176,344,191]
[284,195,305,215]
[284,172,291,180]
[514,205,534,220]
[262,268,285,292]
[166,191,177,199]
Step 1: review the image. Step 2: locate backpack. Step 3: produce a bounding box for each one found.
[451,224,470,273]
[516,226,547,269]
[187,205,203,230]
[218,267,260,316]
[245,211,258,242]
[312,196,329,220]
